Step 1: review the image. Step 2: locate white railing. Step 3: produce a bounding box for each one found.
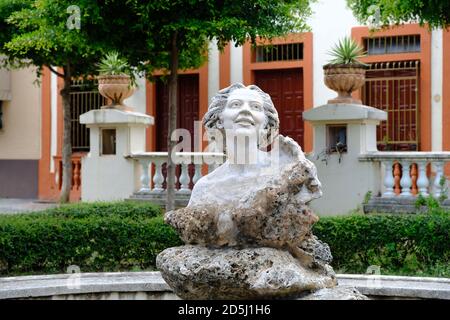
[130,152,226,194]
[359,152,450,198]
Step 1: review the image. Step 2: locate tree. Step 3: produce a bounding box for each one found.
[347,0,450,29]
[0,0,108,202]
[102,0,315,210]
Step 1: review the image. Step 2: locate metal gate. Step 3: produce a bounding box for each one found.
[70,79,106,152]
[362,60,420,151]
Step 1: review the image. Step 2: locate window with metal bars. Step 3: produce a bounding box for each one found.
[364,35,420,55]
[254,43,303,62]
[70,79,106,152]
[361,60,420,151]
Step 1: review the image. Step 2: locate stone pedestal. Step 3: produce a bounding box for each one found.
[157,246,337,300]
[303,103,387,215]
[80,109,153,201]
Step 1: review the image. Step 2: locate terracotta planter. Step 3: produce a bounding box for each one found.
[97,74,135,110]
[323,63,368,104]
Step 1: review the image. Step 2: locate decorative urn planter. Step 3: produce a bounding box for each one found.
[323,63,368,104]
[98,74,135,111]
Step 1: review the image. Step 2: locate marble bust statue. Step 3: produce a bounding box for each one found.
[157,83,367,300]
[166,83,324,258]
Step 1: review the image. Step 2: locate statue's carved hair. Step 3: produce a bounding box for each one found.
[202,83,280,148]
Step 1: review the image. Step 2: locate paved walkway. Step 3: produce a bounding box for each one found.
[0,198,58,214]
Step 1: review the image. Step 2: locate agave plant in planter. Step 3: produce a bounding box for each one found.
[97,51,135,110]
[323,37,368,104]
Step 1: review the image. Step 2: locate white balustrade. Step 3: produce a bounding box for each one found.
[138,159,151,193]
[178,163,191,194]
[382,160,395,197]
[416,161,429,196]
[360,152,450,199]
[193,164,202,185]
[152,159,164,193]
[399,160,412,197]
[433,161,445,198]
[130,152,225,195]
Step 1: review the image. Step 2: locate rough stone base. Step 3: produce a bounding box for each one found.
[299,286,368,300]
[157,245,338,300]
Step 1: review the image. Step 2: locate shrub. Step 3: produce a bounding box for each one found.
[0,202,448,277]
[313,213,450,277]
[0,202,181,276]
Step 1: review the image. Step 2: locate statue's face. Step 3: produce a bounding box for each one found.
[220,88,266,135]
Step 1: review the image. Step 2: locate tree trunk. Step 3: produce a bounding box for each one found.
[59,65,73,203]
[166,31,179,211]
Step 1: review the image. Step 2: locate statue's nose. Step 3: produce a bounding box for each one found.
[241,101,252,111]
[238,103,253,116]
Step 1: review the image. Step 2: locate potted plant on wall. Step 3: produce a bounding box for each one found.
[97,51,135,111]
[323,36,368,105]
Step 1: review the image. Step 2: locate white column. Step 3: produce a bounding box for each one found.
[400,161,412,197]
[152,159,164,193]
[208,40,220,102]
[138,159,151,193]
[230,41,243,84]
[433,161,445,198]
[431,28,443,151]
[178,163,191,194]
[382,160,395,197]
[193,164,203,185]
[416,161,429,196]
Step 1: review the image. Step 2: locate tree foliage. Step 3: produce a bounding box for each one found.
[347,0,450,29]
[0,0,106,76]
[0,0,112,202]
[100,0,314,76]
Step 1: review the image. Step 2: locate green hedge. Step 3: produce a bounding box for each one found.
[0,202,182,276]
[0,202,448,277]
[313,214,450,277]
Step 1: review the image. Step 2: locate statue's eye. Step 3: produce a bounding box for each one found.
[231,101,241,108]
[251,103,262,111]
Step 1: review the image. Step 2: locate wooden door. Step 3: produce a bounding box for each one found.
[155,74,199,189]
[156,74,200,151]
[254,68,304,147]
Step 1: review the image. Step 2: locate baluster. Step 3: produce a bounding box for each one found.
[193,164,203,186]
[416,161,429,196]
[410,163,418,195]
[393,162,401,195]
[152,159,164,193]
[77,161,82,190]
[71,161,75,190]
[433,161,445,198]
[138,159,151,193]
[382,160,395,197]
[400,160,412,197]
[73,160,81,190]
[55,163,60,190]
[178,163,191,194]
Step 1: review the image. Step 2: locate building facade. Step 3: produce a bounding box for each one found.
[0,0,449,201]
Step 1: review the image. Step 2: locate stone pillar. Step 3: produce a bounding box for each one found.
[303,103,387,215]
[80,109,154,201]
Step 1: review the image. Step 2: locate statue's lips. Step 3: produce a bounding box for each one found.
[234,117,255,126]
